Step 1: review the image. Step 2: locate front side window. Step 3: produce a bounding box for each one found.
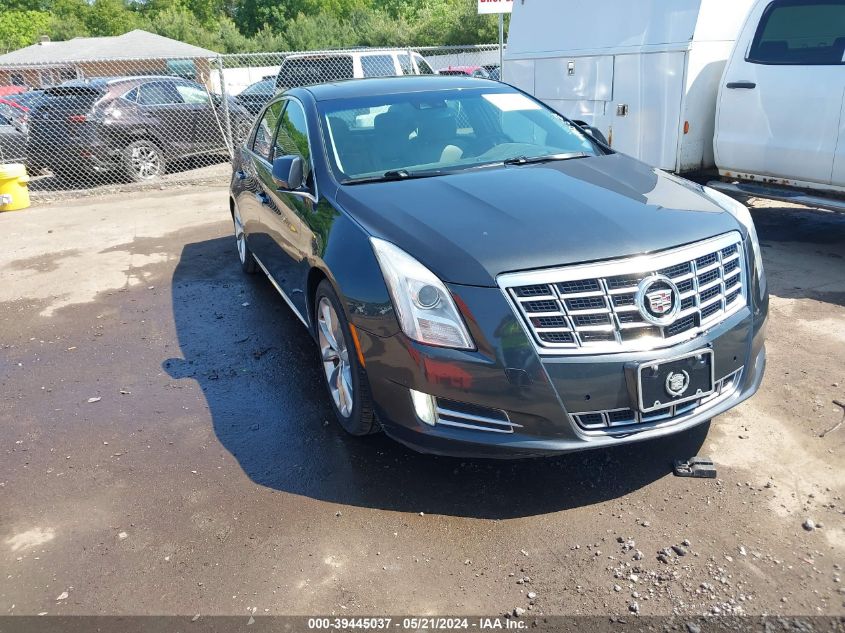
[414,55,435,75]
[252,100,283,160]
[748,0,845,64]
[361,54,397,78]
[319,88,602,182]
[175,83,211,104]
[274,99,311,167]
[137,81,183,106]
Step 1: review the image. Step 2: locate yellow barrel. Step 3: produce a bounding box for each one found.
[0,163,30,211]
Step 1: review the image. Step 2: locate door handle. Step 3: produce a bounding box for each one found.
[254,192,270,205]
[235,170,247,180]
[726,81,756,90]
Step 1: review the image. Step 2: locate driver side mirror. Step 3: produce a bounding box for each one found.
[272,155,304,191]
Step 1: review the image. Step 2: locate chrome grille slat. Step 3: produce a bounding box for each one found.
[499,233,747,354]
[435,401,519,434]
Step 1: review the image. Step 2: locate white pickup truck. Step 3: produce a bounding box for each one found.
[504,0,845,210]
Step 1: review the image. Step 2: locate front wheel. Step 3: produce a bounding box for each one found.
[315,280,378,436]
[122,139,165,183]
[232,202,256,274]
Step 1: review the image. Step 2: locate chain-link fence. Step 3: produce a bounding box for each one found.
[0,44,501,201]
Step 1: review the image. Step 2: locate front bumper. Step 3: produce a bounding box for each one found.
[354,282,766,459]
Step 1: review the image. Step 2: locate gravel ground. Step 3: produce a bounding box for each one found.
[0,187,843,617]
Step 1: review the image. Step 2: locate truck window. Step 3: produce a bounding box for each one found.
[414,55,435,75]
[361,55,396,78]
[748,0,845,65]
[397,54,414,75]
[277,56,354,89]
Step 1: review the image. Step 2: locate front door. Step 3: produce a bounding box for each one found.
[256,98,316,317]
[135,80,197,157]
[174,82,228,155]
[715,0,845,187]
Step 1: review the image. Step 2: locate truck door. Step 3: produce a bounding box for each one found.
[833,89,845,188]
[715,0,845,187]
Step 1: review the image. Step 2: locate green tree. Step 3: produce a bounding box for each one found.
[85,0,142,36]
[49,0,90,40]
[0,10,51,52]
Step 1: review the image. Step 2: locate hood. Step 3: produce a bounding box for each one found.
[337,153,744,287]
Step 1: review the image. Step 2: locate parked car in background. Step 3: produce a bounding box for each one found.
[0,86,26,97]
[505,0,845,205]
[229,76,767,457]
[0,90,44,134]
[438,65,491,78]
[275,49,434,91]
[482,65,501,81]
[234,77,276,116]
[0,111,27,163]
[27,76,251,183]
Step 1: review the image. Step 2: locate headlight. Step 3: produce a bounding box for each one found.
[370,238,475,350]
[702,186,766,294]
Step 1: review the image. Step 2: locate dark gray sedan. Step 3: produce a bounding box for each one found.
[229,76,767,458]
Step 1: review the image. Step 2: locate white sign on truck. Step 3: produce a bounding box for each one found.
[477,0,513,14]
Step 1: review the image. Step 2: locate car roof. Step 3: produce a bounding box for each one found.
[302,75,504,101]
[285,49,411,60]
[55,76,193,89]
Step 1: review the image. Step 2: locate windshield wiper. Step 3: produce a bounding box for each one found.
[503,152,588,166]
[345,169,447,185]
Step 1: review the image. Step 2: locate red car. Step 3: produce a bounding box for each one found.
[437,65,491,79]
[0,91,44,133]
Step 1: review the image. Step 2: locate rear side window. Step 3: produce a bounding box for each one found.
[361,55,396,78]
[397,54,414,75]
[748,0,845,65]
[39,87,103,112]
[278,56,354,88]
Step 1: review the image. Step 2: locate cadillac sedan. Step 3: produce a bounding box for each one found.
[229,76,767,458]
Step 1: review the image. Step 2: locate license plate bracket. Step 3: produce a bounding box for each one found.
[636,349,714,413]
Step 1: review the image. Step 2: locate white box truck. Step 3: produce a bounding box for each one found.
[504,0,845,209]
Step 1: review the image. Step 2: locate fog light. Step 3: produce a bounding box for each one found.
[409,388,437,426]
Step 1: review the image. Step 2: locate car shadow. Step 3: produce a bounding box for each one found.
[165,236,708,520]
[750,203,845,307]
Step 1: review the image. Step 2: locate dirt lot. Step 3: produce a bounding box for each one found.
[0,187,843,618]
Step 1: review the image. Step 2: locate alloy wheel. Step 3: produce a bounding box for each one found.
[233,206,246,264]
[317,297,353,418]
[130,145,161,180]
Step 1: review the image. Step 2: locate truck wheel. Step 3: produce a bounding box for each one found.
[123,140,165,183]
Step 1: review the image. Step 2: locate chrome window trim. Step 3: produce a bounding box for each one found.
[498,232,747,356]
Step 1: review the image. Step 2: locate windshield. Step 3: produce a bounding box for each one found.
[319,88,603,183]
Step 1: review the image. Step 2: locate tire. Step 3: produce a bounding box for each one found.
[232,202,256,274]
[122,139,165,183]
[314,279,378,436]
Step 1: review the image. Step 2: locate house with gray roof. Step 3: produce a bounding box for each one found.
[0,30,219,89]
